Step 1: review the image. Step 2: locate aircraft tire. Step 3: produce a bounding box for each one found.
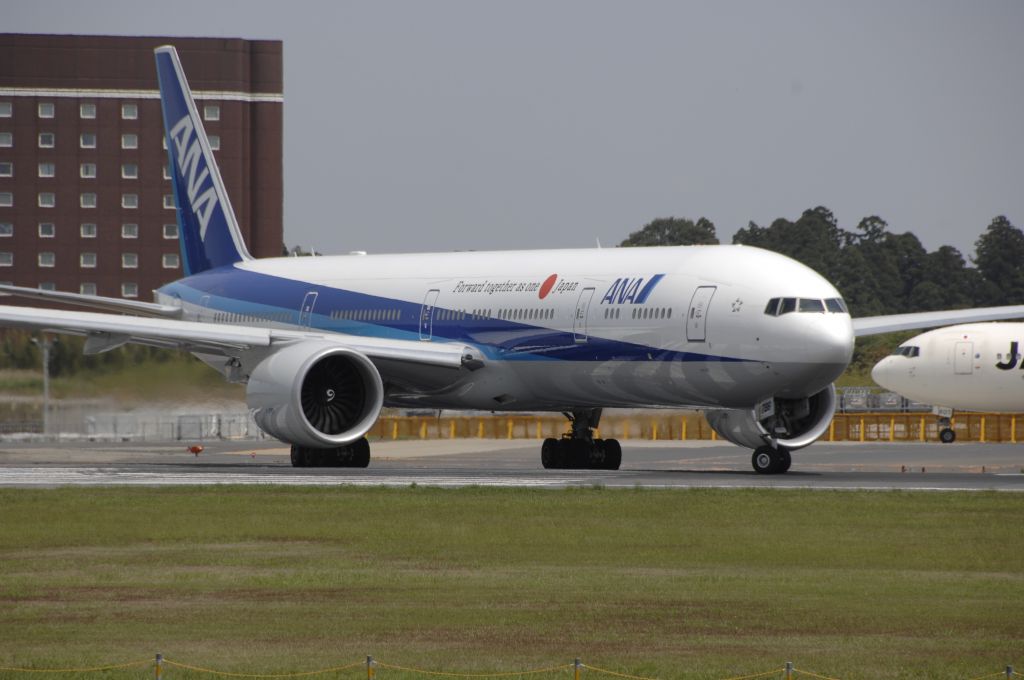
[939,428,956,444]
[290,445,309,468]
[348,437,371,468]
[777,448,792,473]
[601,438,622,470]
[541,438,562,469]
[752,446,779,474]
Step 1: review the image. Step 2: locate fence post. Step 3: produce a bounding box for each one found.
[367,656,375,680]
[574,658,582,680]
[785,661,793,680]
[155,653,163,680]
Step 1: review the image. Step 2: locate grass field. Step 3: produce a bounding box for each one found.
[0,487,1022,680]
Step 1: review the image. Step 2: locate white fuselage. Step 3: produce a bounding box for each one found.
[872,323,1024,412]
[157,244,854,412]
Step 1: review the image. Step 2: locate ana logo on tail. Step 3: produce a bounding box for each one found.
[169,114,219,240]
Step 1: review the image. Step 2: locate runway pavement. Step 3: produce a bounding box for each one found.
[0,438,1022,490]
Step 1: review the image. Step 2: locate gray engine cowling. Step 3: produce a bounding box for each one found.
[247,341,384,448]
[705,384,836,451]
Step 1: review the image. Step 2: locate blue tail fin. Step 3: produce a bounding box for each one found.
[154,46,251,275]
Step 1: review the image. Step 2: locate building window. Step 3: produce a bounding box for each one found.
[80,223,97,238]
[163,194,175,209]
[208,135,221,151]
[80,102,96,119]
[80,282,97,296]
[121,163,138,179]
[80,163,96,179]
[121,223,138,239]
[0,192,11,207]
[80,193,97,209]
[121,193,138,209]
[80,132,96,149]
[0,102,11,117]
[121,133,138,149]
[80,252,97,268]
[121,282,138,298]
[38,222,55,238]
[0,252,11,266]
[121,103,138,120]
[39,282,56,291]
[0,132,11,147]
[204,104,221,121]
[38,132,54,148]
[162,165,171,180]
[37,192,54,208]
[122,253,138,269]
[0,162,11,177]
[163,224,178,239]
[37,102,54,118]
[162,253,180,268]
[0,222,12,237]
[38,252,55,267]
[38,162,55,178]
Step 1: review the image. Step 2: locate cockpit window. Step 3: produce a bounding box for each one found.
[764,296,850,316]
[825,298,848,313]
[799,298,825,313]
[892,345,920,358]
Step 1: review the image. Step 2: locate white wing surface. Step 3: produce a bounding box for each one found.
[0,305,468,369]
[853,304,1024,336]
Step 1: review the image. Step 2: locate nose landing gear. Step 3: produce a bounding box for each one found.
[541,408,622,470]
[752,445,791,474]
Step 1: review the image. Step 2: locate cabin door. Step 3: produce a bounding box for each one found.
[686,286,716,342]
[420,289,440,340]
[573,287,596,343]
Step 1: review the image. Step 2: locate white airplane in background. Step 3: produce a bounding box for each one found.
[872,322,1024,443]
[3,46,1024,474]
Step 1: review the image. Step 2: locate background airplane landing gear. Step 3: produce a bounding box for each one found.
[937,416,956,443]
[752,445,791,474]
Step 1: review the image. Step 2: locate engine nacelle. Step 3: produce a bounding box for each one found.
[705,384,836,451]
[247,341,384,449]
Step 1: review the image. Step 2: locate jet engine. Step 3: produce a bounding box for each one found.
[247,341,384,448]
[704,384,836,451]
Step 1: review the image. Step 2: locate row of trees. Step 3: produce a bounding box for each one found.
[621,208,1024,316]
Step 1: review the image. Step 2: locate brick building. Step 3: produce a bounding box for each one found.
[0,34,282,301]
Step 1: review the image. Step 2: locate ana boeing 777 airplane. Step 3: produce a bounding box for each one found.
[872,322,1024,442]
[2,46,1024,473]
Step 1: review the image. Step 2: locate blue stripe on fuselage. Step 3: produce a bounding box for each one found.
[158,267,749,364]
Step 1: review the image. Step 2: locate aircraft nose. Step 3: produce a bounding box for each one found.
[871,356,895,390]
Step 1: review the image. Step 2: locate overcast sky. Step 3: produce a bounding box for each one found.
[7,1,1023,259]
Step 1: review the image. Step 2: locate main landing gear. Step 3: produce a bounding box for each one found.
[751,445,791,475]
[290,437,371,468]
[541,408,622,470]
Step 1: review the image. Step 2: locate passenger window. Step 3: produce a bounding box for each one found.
[799,298,825,313]
[779,298,797,315]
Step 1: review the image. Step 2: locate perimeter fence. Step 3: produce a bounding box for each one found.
[3,410,1024,444]
[0,656,1018,680]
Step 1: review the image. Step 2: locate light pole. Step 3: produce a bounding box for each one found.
[30,335,53,437]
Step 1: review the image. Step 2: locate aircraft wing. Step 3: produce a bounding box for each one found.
[0,284,183,318]
[853,304,1024,336]
[0,305,471,369]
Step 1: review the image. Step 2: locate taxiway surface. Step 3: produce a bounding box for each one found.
[0,439,1022,490]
